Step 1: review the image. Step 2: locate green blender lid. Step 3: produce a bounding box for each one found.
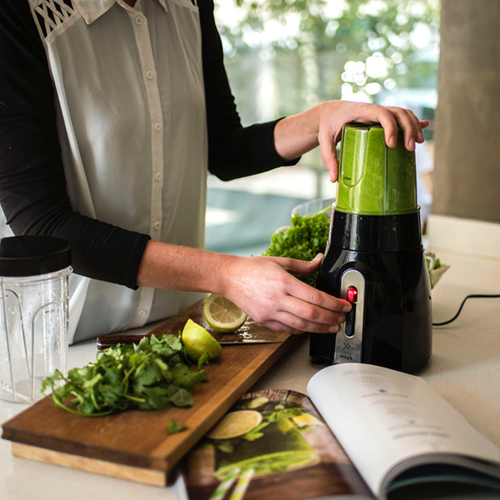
[336,123,418,215]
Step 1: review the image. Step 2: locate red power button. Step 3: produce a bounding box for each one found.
[346,286,358,303]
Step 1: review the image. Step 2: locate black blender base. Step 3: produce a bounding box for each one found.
[311,356,327,364]
[309,332,336,366]
[310,211,432,374]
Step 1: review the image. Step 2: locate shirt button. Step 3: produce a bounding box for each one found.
[154,122,162,131]
[154,221,161,230]
[138,309,146,317]
[146,70,154,80]
[135,16,144,25]
[155,172,162,181]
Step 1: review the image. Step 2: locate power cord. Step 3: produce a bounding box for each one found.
[433,294,500,326]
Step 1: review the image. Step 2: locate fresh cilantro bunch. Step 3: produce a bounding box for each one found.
[41,334,208,417]
[262,212,330,286]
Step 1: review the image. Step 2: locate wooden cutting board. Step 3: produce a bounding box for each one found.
[1,300,296,486]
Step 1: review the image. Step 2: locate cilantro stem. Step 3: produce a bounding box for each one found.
[122,366,134,385]
[51,393,81,415]
[125,394,146,403]
[90,387,100,411]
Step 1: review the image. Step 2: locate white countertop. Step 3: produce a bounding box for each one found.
[2,214,500,499]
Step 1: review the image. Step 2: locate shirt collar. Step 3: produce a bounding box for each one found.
[72,0,169,25]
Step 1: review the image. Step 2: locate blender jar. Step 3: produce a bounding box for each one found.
[0,236,72,403]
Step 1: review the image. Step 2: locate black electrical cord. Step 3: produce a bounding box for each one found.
[432,294,500,326]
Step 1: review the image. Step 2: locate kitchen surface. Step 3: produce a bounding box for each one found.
[2,213,500,499]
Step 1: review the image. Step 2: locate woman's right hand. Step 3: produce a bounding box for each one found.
[220,254,351,335]
[137,241,350,334]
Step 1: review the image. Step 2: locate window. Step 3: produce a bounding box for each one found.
[206,0,440,255]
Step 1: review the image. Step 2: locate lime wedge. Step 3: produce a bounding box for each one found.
[182,319,222,364]
[204,294,247,333]
[244,397,269,409]
[292,413,323,428]
[207,410,262,440]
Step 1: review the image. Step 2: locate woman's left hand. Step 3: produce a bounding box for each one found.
[273,100,430,182]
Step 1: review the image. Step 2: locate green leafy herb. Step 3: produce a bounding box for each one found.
[435,258,441,269]
[216,441,234,453]
[267,407,304,422]
[41,334,208,417]
[262,211,330,286]
[197,351,212,369]
[167,420,187,435]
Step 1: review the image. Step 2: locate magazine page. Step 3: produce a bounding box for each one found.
[184,389,373,500]
[307,363,500,499]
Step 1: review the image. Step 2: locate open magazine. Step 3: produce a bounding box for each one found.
[183,363,500,500]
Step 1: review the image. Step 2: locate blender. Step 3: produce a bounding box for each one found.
[310,123,432,373]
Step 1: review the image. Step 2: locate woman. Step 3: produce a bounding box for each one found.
[0,0,427,342]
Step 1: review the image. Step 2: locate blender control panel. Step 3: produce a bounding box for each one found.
[334,269,365,364]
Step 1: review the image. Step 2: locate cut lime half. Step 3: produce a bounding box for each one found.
[204,294,247,333]
[207,410,262,440]
[182,319,222,364]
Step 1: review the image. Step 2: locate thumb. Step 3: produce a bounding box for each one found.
[311,252,324,267]
[319,135,339,183]
[295,253,324,276]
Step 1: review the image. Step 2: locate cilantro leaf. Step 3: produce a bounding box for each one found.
[167,420,187,435]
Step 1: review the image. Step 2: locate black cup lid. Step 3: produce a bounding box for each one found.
[0,236,71,277]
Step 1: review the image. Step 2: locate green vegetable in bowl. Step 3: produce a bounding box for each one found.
[426,254,441,271]
[262,211,330,286]
[41,334,208,417]
[425,251,450,289]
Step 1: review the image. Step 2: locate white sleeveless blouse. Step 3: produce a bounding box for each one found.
[28,0,208,342]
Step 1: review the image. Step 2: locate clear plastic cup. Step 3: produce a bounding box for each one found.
[0,236,72,404]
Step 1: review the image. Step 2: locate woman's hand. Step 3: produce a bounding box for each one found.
[274,100,430,182]
[138,243,350,335]
[220,254,352,335]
